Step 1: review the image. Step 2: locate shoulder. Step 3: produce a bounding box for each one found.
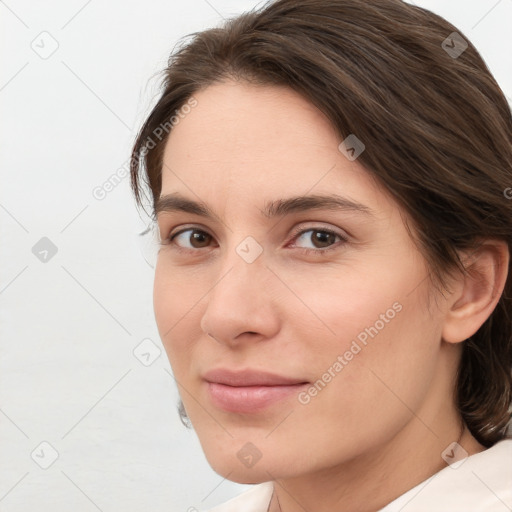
[203,482,273,512]
[380,438,512,512]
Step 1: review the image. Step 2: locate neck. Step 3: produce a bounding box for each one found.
[268,412,485,512]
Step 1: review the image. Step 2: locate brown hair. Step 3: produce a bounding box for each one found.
[130,0,512,447]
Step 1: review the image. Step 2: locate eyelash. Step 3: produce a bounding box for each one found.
[163,225,348,256]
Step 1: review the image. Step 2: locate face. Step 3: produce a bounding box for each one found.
[153,80,448,483]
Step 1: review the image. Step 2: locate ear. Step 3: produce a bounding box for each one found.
[442,239,509,344]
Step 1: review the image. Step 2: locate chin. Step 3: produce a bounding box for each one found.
[224,472,270,485]
[206,454,279,484]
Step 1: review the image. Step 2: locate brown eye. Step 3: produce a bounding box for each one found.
[311,230,338,248]
[292,228,346,253]
[171,229,213,249]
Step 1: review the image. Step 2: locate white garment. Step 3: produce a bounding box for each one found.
[205,438,512,511]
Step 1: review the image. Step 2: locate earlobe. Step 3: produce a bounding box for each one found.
[442,240,509,344]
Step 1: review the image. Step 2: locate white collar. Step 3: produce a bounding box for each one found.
[380,438,512,511]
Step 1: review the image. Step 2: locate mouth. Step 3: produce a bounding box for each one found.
[202,368,309,413]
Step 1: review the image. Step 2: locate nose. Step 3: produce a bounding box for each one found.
[200,250,280,347]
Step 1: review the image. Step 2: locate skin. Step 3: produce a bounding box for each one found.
[153,80,509,512]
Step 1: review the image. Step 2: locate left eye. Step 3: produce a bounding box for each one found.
[290,228,347,253]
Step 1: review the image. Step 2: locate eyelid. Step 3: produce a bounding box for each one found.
[167,223,214,242]
[287,223,348,242]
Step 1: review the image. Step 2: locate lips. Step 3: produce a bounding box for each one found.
[202,368,309,413]
[203,368,308,386]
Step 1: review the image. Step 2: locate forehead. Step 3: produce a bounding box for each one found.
[164,80,338,165]
[160,80,393,220]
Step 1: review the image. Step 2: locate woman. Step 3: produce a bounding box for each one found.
[130,0,512,510]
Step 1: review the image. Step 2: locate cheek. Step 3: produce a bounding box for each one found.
[152,262,201,369]
[153,263,175,340]
[291,263,440,410]
[153,258,204,327]
[285,263,405,350]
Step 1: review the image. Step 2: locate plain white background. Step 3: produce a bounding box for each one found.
[1,1,511,510]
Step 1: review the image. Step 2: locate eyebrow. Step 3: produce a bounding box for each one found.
[154,192,375,220]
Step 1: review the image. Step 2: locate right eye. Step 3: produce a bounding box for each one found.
[165,227,216,252]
